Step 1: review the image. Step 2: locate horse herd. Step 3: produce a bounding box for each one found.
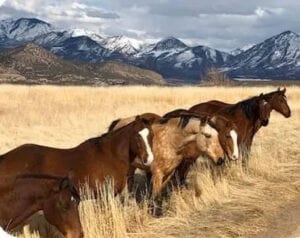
[0,88,291,238]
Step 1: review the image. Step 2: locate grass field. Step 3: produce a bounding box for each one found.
[0,85,299,238]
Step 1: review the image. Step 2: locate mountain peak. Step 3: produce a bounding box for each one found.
[14,18,51,27]
[0,17,53,41]
[153,37,187,51]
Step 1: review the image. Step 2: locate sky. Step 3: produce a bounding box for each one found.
[0,0,299,52]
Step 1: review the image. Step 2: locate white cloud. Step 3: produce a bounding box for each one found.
[0,0,299,51]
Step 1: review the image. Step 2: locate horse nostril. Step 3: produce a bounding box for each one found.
[217,157,224,165]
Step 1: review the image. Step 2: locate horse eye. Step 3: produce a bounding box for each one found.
[202,132,211,138]
[226,134,231,138]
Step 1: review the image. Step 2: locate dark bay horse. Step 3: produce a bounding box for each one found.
[0,117,154,197]
[189,93,274,156]
[0,174,82,238]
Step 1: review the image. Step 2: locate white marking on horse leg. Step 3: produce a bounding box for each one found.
[230,130,239,160]
[138,128,154,166]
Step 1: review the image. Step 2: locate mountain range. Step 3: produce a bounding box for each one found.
[0,17,300,84]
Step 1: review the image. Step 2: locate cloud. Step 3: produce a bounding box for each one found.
[0,0,300,51]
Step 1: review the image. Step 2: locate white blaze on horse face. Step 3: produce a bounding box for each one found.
[138,128,154,166]
[230,130,239,160]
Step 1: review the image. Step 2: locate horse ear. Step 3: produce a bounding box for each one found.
[277,87,281,91]
[135,115,141,121]
[259,93,263,98]
[209,116,217,125]
[282,87,286,93]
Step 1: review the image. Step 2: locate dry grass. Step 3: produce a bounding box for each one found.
[0,85,299,238]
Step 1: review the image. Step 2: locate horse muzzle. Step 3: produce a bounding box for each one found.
[216,157,225,166]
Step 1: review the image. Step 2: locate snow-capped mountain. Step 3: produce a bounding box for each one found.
[51,36,110,62]
[230,44,255,56]
[134,37,229,81]
[101,36,144,55]
[0,18,53,41]
[68,28,103,43]
[226,31,300,79]
[1,17,300,82]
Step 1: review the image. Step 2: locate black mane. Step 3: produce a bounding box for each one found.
[159,114,200,128]
[107,118,121,132]
[227,96,259,119]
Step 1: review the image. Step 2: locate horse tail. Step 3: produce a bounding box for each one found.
[107,118,121,132]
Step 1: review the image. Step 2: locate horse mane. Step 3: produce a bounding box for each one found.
[107,118,121,132]
[227,96,259,119]
[263,89,286,100]
[16,173,81,201]
[159,114,200,128]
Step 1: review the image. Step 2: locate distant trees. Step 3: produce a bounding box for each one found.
[200,67,233,86]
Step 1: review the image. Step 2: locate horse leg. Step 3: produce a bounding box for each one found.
[127,166,136,194]
[171,160,194,189]
[150,170,164,217]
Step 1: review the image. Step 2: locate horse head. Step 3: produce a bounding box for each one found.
[266,87,291,118]
[131,116,154,166]
[209,116,239,161]
[196,116,225,166]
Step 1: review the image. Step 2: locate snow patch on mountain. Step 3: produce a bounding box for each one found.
[68,28,103,43]
[101,36,144,55]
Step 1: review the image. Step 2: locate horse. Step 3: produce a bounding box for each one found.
[0,174,82,238]
[161,109,239,188]
[108,112,161,132]
[189,93,273,157]
[108,112,239,198]
[0,116,154,198]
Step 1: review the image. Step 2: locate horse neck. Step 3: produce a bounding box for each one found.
[0,179,54,229]
[103,124,135,164]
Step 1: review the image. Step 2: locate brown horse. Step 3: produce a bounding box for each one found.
[189,93,274,156]
[0,174,82,238]
[109,112,239,197]
[0,117,153,198]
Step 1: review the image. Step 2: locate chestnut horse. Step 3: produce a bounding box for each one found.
[0,174,82,238]
[0,117,153,198]
[189,93,273,157]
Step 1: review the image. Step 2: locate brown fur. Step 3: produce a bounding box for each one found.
[0,174,82,238]
[189,92,276,154]
[0,118,152,198]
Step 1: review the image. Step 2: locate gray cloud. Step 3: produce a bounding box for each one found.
[1,0,300,51]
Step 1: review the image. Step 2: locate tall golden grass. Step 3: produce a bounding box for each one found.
[0,85,299,238]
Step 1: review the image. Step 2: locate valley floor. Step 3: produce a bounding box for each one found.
[0,85,298,238]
